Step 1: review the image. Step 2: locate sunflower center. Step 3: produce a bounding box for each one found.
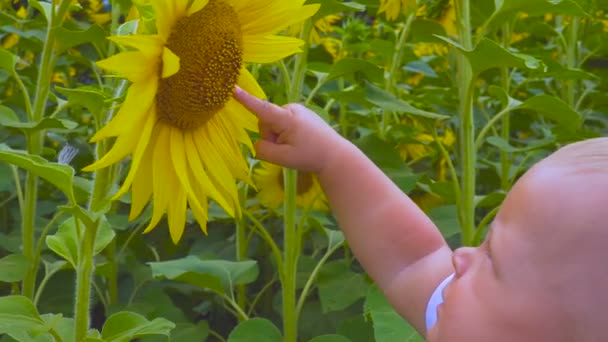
[156,0,242,130]
[278,171,315,195]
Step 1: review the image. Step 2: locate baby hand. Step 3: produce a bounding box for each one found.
[234,86,345,173]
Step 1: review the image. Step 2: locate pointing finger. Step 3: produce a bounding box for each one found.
[234,86,289,128]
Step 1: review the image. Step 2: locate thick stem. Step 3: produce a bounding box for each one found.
[282,168,298,342]
[21,0,71,299]
[455,0,475,246]
[235,186,249,317]
[282,19,312,342]
[74,220,99,341]
[566,17,579,107]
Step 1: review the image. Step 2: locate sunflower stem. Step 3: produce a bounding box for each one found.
[381,14,414,139]
[455,0,476,246]
[21,0,72,300]
[235,185,249,318]
[74,218,99,341]
[281,18,313,342]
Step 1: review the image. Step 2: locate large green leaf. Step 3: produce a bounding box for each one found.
[0,296,53,340]
[56,86,106,116]
[365,82,449,120]
[311,0,365,21]
[55,25,107,54]
[308,335,352,342]
[101,311,175,342]
[438,37,544,76]
[317,261,368,313]
[0,144,76,203]
[327,58,383,83]
[494,0,587,18]
[0,48,17,74]
[148,256,259,295]
[0,105,78,133]
[227,318,282,342]
[0,254,30,283]
[517,95,581,130]
[364,286,423,342]
[46,216,116,268]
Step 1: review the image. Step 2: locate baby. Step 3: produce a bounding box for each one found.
[233,86,608,341]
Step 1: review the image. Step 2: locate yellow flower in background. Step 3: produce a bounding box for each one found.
[254,162,328,211]
[379,0,416,21]
[84,0,319,243]
[413,42,449,57]
[1,33,19,49]
[417,0,457,36]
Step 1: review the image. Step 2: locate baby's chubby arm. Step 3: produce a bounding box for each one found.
[234,87,453,334]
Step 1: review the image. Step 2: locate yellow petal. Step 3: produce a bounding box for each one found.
[207,115,252,184]
[236,2,319,36]
[167,177,187,244]
[96,52,155,82]
[144,124,172,233]
[242,35,304,63]
[112,110,157,199]
[187,0,208,15]
[185,131,235,216]
[107,35,164,57]
[82,125,143,172]
[90,77,158,142]
[161,47,180,78]
[169,126,208,228]
[224,98,258,134]
[194,128,240,216]
[150,0,175,40]
[238,67,266,99]
[129,144,154,221]
[173,0,190,18]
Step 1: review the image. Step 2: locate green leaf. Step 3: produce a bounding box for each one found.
[148,256,259,295]
[0,296,50,339]
[428,205,461,237]
[0,254,30,283]
[28,0,52,24]
[311,0,365,21]
[517,95,581,131]
[101,311,175,342]
[327,58,383,83]
[0,144,76,203]
[308,335,352,342]
[41,314,75,342]
[493,0,587,19]
[438,37,544,76]
[56,87,106,116]
[0,106,78,133]
[0,48,17,74]
[365,82,448,120]
[486,136,556,153]
[318,261,368,313]
[55,25,107,54]
[227,318,282,342]
[46,216,116,268]
[364,286,423,342]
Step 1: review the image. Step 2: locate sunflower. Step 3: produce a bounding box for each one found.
[84,0,319,243]
[254,162,328,211]
[378,0,416,21]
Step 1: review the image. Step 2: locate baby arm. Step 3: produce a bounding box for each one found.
[234,87,453,334]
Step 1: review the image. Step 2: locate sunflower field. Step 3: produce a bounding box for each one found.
[0,0,607,341]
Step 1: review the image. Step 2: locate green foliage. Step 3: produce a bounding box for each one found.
[0,0,606,340]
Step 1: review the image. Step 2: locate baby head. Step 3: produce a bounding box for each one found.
[428,137,608,342]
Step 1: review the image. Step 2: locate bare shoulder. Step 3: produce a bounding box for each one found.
[382,245,453,336]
